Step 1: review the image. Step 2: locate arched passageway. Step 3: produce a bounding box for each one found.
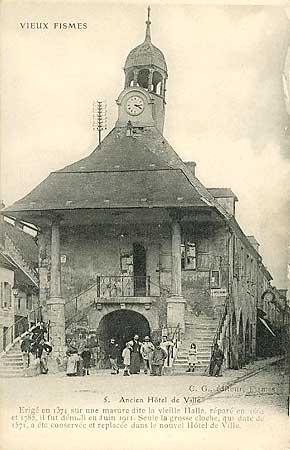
[97,309,150,353]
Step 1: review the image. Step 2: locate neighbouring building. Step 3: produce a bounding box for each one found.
[0,212,39,351]
[2,10,284,370]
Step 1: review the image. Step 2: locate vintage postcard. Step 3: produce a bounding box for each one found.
[0,2,289,450]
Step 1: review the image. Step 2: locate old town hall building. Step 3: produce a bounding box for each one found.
[3,10,283,371]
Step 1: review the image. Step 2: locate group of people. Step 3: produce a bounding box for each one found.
[21,324,224,377]
[66,344,92,376]
[109,334,174,376]
[20,321,53,374]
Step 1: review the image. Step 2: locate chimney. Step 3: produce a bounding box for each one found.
[247,235,260,253]
[185,161,196,176]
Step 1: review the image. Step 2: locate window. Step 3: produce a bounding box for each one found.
[211,270,221,288]
[18,297,21,310]
[26,294,32,310]
[1,282,11,309]
[181,242,196,270]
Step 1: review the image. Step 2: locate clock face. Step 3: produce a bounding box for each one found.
[126,95,145,116]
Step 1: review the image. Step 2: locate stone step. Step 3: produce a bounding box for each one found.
[185,327,217,332]
[1,355,23,361]
[176,350,211,356]
[0,360,24,367]
[173,365,208,371]
[0,367,24,375]
[182,336,214,340]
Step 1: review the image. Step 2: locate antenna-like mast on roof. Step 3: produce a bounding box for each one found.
[93,100,107,144]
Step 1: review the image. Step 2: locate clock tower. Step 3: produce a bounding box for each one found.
[116,7,168,133]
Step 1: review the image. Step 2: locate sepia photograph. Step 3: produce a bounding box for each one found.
[0,2,289,450]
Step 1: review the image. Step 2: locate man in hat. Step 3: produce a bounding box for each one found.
[108,338,119,374]
[141,336,154,374]
[151,342,167,376]
[209,343,224,377]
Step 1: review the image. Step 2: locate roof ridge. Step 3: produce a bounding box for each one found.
[51,168,175,174]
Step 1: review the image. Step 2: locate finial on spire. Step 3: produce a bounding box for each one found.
[145,5,151,42]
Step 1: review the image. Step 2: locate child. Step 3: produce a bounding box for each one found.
[186,343,198,373]
[122,342,131,376]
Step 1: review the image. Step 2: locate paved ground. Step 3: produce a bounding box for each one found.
[0,357,289,450]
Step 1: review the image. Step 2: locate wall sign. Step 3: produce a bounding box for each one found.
[211,288,227,297]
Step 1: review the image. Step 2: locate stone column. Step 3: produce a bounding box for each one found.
[148,68,154,91]
[46,218,65,361]
[167,220,186,332]
[162,78,167,98]
[133,69,138,86]
[38,229,49,321]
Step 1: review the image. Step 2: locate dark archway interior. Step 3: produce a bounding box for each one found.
[230,313,239,369]
[238,314,244,367]
[97,310,150,354]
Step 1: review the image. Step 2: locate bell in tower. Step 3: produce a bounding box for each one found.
[116,7,168,133]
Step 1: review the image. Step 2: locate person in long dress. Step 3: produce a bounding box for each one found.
[129,335,142,374]
[122,342,132,376]
[186,342,198,373]
[66,349,80,376]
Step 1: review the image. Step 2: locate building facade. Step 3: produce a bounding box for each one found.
[3,10,283,369]
[0,214,39,351]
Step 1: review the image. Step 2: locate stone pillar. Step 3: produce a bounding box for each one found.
[133,69,138,86]
[167,221,186,332]
[162,78,167,98]
[47,218,65,361]
[148,68,154,91]
[38,229,49,321]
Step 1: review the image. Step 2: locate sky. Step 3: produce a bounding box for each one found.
[0,2,289,286]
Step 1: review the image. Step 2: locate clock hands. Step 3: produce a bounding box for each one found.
[134,104,142,109]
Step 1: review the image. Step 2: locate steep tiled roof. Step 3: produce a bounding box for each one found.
[59,132,172,172]
[3,128,208,213]
[2,221,38,266]
[0,251,17,271]
[4,170,205,211]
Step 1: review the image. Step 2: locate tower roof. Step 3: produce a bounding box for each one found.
[124,7,167,73]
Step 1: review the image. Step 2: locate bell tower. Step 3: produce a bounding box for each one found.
[116,7,168,133]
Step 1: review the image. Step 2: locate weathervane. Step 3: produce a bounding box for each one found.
[145,5,151,41]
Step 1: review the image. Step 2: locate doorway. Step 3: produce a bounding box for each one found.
[97,310,150,355]
[133,243,146,296]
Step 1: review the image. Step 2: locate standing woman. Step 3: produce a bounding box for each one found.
[186,343,198,373]
[129,334,142,374]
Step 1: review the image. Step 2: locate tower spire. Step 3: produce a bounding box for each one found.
[145,5,151,42]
